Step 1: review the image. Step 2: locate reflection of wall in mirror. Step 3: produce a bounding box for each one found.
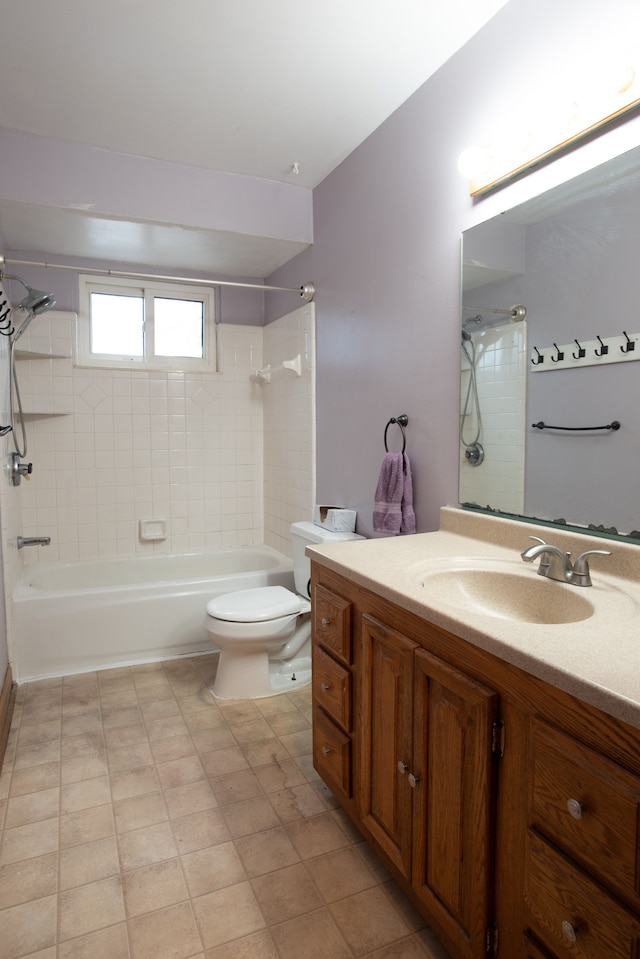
[461,164,640,534]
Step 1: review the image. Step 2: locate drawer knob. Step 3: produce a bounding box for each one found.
[320,682,331,692]
[320,617,331,628]
[566,798,585,820]
[397,761,409,774]
[321,746,331,757]
[408,773,420,788]
[561,920,578,944]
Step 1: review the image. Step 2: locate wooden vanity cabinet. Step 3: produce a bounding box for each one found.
[310,562,640,959]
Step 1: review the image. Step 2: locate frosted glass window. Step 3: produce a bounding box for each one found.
[90,292,144,356]
[154,297,204,357]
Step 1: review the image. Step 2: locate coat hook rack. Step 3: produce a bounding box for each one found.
[621,331,635,353]
[573,339,585,359]
[532,346,544,366]
[531,332,639,372]
[594,335,608,357]
[551,343,564,363]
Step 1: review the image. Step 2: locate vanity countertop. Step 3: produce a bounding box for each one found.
[306,506,640,731]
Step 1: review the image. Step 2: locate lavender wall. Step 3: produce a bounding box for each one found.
[266,0,640,536]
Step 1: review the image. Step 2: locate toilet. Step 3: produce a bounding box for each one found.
[205,521,363,699]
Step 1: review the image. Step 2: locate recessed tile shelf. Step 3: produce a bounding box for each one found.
[14,349,71,360]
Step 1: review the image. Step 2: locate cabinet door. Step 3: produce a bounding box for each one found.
[359,614,417,879]
[412,648,499,959]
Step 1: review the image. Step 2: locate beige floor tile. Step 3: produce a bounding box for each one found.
[269,907,352,959]
[277,728,313,758]
[128,900,203,959]
[163,779,217,820]
[415,928,454,958]
[146,715,190,743]
[8,762,60,798]
[61,753,108,785]
[61,711,103,737]
[20,703,62,727]
[60,803,114,849]
[305,846,378,903]
[118,820,178,871]
[255,696,298,718]
[135,683,175,705]
[181,840,246,897]
[216,702,262,725]
[229,718,274,744]
[114,790,168,834]
[200,745,248,778]
[58,875,126,941]
[266,710,310,737]
[192,880,266,949]
[366,937,433,958]
[101,704,143,729]
[0,893,57,958]
[251,862,322,924]
[140,698,182,722]
[285,812,350,860]
[104,721,148,748]
[383,880,429,932]
[109,765,161,802]
[58,921,130,959]
[235,826,300,878]
[0,852,58,908]
[0,817,59,865]
[330,886,410,955]
[295,753,323,783]
[150,733,197,764]
[13,740,61,770]
[156,754,206,789]
[122,856,189,917]
[190,726,236,755]
[16,719,61,747]
[60,730,105,761]
[60,775,111,814]
[107,741,155,772]
[210,769,263,806]
[182,707,226,732]
[240,736,291,768]
[253,759,307,794]
[59,836,120,890]
[268,783,330,823]
[171,808,231,855]
[222,795,280,838]
[5,787,60,828]
[99,687,140,708]
[203,928,279,958]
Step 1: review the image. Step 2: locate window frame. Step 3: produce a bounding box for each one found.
[77,274,218,373]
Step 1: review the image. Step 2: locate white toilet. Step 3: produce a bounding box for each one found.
[205,521,363,699]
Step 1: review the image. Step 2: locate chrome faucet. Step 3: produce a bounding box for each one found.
[17,536,51,549]
[520,536,610,587]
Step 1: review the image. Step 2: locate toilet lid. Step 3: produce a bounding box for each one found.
[206,585,303,622]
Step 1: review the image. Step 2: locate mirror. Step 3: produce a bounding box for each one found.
[460,145,640,539]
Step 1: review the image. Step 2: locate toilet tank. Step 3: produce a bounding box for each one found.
[290,521,364,598]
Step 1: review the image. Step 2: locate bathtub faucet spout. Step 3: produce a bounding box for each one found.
[17,536,51,549]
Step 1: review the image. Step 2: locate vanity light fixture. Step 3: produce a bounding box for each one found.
[459,44,640,195]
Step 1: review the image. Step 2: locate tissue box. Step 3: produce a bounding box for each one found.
[313,505,357,533]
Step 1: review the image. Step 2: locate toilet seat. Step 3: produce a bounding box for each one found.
[206,585,307,623]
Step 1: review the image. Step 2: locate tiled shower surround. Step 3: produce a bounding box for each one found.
[14,304,315,565]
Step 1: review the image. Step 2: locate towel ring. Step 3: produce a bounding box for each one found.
[384,414,408,453]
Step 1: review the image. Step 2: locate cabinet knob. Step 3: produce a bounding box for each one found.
[397,761,409,775]
[321,746,331,757]
[320,617,331,628]
[408,773,420,788]
[320,682,331,692]
[566,798,585,820]
[561,920,578,944]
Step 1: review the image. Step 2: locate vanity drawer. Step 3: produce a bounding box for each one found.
[313,584,353,665]
[313,646,351,732]
[525,831,640,959]
[529,718,640,904]
[313,706,351,799]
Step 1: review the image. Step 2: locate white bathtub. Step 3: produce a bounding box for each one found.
[13,546,294,681]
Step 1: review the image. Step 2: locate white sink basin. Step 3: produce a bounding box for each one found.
[413,558,633,625]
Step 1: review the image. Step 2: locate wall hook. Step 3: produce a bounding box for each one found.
[572,339,585,359]
[551,342,564,362]
[621,331,635,353]
[532,346,544,365]
[594,335,609,357]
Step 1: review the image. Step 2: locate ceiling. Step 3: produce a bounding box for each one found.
[0,0,509,276]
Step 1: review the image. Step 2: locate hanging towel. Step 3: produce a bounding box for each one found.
[373,453,416,535]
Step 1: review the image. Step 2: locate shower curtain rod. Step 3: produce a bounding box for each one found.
[0,256,315,302]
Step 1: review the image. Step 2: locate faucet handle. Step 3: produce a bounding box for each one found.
[527,535,548,546]
[573,549,611,572]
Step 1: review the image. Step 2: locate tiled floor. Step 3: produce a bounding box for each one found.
[0,655,452,959]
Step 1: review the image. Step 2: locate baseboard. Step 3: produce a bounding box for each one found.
[0,663,16,773]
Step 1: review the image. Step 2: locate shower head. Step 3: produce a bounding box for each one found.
[18,287,56,317]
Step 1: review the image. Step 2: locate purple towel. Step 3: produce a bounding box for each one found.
[373,453,416,535]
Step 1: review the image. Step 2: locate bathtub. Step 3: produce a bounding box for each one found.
[13,546,294,681]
